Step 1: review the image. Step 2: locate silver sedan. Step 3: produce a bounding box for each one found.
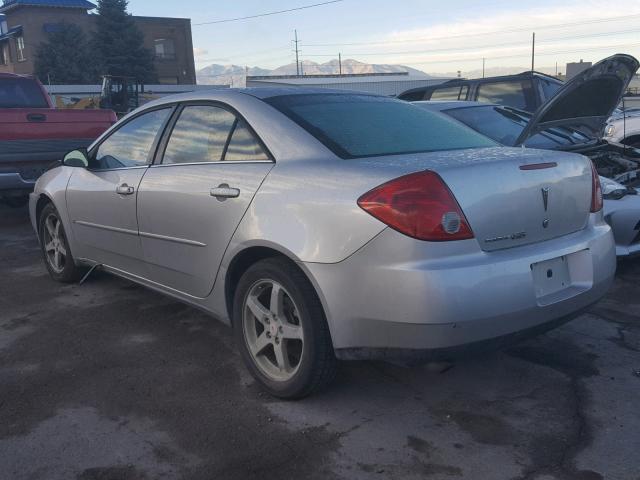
[29,89,616,398]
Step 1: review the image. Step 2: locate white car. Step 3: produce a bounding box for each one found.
[604,107,640,148]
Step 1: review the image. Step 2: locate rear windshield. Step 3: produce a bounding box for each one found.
[264,94,497,159]
[0,78,49,108]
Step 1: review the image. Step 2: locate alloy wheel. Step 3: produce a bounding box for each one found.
[42,213,67,274]
[242,279,305,382]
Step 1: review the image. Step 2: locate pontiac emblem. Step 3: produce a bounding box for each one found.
[541,187,550,212]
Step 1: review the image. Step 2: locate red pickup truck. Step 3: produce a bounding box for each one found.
[0,73,116,207]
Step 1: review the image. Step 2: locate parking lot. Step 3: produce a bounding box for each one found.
[0,201,639,480]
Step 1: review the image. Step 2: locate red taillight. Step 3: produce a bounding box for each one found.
[590,160,603,213]
[357,170,474,241]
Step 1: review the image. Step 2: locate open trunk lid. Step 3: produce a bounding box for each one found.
[515,54,639,146]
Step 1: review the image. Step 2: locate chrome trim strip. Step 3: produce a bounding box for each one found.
[149,160,273,168]
[87,166,150,173]
[74,220,138,236]
[139,230,207,247]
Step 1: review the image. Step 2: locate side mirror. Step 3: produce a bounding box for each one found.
[62,149,89,168]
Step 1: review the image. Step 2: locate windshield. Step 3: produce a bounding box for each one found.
[442,105,592,148]
[265,94,497,159]
[0,77,49,108]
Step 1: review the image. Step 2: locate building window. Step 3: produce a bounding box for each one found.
[154,38,176,60]
[0,43,7,65]
[16,35,25,61]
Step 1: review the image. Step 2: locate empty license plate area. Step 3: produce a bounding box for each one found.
[531,250,593,305]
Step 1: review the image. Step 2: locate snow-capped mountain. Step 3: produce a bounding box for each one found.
[196,59,431,86]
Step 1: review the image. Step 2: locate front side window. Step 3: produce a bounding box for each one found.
[476,80,534,111]
[539,78,562,101]
[163,105,236,164]
[92,108,171,170]
[0,43,7,65]
[266,94,496,159]
[16,35,25,61]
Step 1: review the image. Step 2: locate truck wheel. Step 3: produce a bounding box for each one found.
[4,195,29,208]
[38,203,85,283]
[233,257,337,399]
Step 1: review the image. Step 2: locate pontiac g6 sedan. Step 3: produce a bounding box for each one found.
[29,89,616,398]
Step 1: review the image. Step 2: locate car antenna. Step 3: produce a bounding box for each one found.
[79,263,103,285]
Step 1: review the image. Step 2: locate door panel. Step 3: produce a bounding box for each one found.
[67,168,148,275]
[137,162,273,297]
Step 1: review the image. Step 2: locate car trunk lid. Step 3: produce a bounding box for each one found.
[357,147,593,251]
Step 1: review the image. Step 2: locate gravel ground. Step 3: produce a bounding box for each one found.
[1,202,639,480]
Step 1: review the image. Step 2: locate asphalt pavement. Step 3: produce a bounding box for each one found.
[1,202,639,480]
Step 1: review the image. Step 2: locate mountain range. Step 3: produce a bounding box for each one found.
[196,59,432,86]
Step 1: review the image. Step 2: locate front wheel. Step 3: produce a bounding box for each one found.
[233,258,337,399]
[38,203,86,283]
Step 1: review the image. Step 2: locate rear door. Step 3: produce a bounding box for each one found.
[137,103,274,298]
[66,107,173,276]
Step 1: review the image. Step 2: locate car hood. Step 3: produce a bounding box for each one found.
[514,54,639,146]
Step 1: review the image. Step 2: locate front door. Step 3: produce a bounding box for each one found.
[137,104,274,298]
[67,107,173,275]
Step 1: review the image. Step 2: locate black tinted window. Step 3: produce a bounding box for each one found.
[266,94,496,159]
[0,78,49,108]
[93,108,171,170]
[225,119,269,161]
[163,106,236,164]
[476,81,534,111]
[443,105,591,148]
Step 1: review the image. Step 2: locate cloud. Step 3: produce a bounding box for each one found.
[193,47,209,57]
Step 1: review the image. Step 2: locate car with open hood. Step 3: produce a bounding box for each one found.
[414,54,640,257]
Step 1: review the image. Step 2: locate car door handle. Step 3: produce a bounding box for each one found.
[27,113,47,122]
[116,184,135,195]
[210,184,240,199]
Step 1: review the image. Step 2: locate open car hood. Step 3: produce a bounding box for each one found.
[515,54,639,146]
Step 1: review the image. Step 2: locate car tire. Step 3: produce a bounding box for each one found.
[4,195,29,208]
[38,203,86,283]
[233,257,337,399]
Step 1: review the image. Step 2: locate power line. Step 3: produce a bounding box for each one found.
[406,41,640,66]
[193,0,344,26]
[301,28,640,57]
[300,13,640,47]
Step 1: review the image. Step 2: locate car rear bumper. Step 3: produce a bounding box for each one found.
[304,215,616,358]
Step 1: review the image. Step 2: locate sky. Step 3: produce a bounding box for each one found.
[126,0,640,75]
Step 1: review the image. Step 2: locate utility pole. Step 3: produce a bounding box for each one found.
[338,53,342,75]
[531,32,536,72]
[482,58,485,78]
[293,29,300,76]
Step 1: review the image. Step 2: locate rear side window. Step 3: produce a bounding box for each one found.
[430,85,468,101]
[93,108,171,170]
[265,94,497,159]
[163,105,236,164]
[225,119,269,161]
[476,81,534,111]
[0,77,49,108]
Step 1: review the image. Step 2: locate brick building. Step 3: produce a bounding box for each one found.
[0,0,196,84]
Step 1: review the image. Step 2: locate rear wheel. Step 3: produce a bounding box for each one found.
[233,258,337,399]
[38,203,85,283]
